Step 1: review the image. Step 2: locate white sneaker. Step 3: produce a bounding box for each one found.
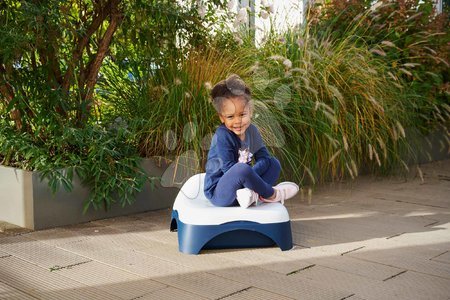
[261,182,299,204]
[236,188,259,208]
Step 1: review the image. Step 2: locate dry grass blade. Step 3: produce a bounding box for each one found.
[328,149,342,164]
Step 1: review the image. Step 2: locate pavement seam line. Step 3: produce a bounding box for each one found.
[393,200,446,209]
[351,256,450,280]
[130,293,150,300]
[24,232,89,246]
[429,250,449,261]
[0,254,12,259]
[286,264,316,276]
[340,294,356,300]
[214,287,252,300]
[295,244,312,248]
[341,246,365,256]
[386,232,406,239]
[55,244,153,279]
[56,243,247,300]
[373,196,447,209]
[49,259,93,271]
[424,220,439,227]
[383,270,407,282]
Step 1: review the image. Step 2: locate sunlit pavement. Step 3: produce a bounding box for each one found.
[1,160,449,299]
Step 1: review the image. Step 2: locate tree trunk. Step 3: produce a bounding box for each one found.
[61,1,110,94]
[0,65,22,130]
[60,0,123,125]
[80,3,123,123]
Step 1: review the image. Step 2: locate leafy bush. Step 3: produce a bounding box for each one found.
[1,0,448,209]
[98,45,249,175]
[0,0,227,210]
[0,119,150,212]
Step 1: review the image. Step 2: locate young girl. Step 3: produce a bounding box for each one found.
[204,74,299,208]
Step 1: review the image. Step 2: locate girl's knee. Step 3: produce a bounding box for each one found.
[270,157,281,171]
[230,162,253,176]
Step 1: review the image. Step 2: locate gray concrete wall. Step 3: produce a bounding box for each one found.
[0,166,34,228]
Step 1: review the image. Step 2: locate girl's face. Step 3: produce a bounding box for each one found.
[219,96,252,139]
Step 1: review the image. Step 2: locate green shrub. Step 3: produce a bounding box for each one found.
[0,0,227,211]
[238,27,417,183]
[98,45,250,174]
[0,119,151,212]
[309,0,450,133]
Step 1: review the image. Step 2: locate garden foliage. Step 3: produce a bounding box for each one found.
[309,0,449,132]
[0,0,226,210]
[0,0,448,210]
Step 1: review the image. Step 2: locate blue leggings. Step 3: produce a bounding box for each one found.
[211,157,281,207]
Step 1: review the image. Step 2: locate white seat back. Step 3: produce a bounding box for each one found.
[173,173,207,209]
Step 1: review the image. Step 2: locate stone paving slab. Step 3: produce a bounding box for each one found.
[89,215,141,227]
[0,249,9,258]
[131,209,174,230]
[431,251,450,264]
[291,264,382,299]
[0,281,37,300]
[135,240,244,272]
[0,235,91,270]
[293,209,433,241]
[366,192,449,209]
[0,256,120,300]
[137,286,209,300]
[291,209,438,252]
[294,263,450,300]
[290,203,377,220]
[55,236,119,257]
[333,196,448,218]
[73,230,163,252]
[209,247,315,275]
[132,229,179,246]
[155,271,250,299]
[345,296,366,300]
[23,228,89,246]
[56,260,167,300]
[348,244,450,279]
[0,159,449,300]
[211,265,352,300]
[65,223,125,238]
[377,270,450,300]
[282,239,369,260]
[222,287,296,300]
[101,219,160,233]
[382,230,450,253]
[66,247,194,278]
[310,255,404,281]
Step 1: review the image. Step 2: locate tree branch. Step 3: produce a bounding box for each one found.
[80,0,123,122]
[62,0,112,93]
[0,65,22,130]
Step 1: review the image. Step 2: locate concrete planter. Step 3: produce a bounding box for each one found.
[0,158,180,230]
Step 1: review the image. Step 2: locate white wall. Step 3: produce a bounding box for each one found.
[238,0,306,45]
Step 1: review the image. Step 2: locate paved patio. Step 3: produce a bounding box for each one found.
[1,159,449,300]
